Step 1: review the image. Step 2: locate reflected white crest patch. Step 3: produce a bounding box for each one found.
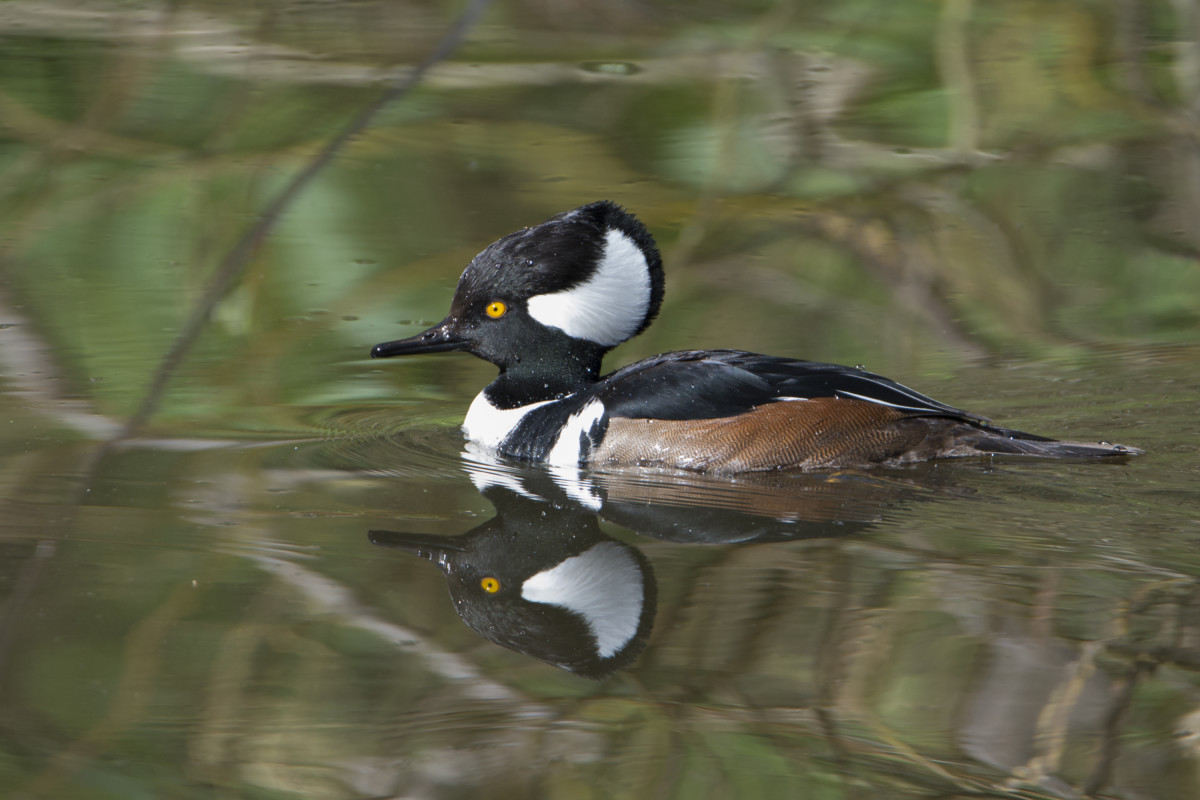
[521,541,644,658]
[526,228,650,346]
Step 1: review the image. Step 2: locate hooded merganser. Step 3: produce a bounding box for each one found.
[371,202,1141,474]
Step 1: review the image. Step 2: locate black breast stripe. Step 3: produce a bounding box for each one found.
[500,394,609,462]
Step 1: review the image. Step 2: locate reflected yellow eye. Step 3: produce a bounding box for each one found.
[485,301,507,319]
[480,577,501,593]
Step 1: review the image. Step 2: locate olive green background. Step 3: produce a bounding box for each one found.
[1,2,1198,798]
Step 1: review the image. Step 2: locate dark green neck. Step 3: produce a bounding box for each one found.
[483,347,606,409]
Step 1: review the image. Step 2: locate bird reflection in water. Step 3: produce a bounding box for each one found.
[371,481,655,679]
[370,457,944,678]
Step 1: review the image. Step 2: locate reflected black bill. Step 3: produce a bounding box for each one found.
[368,529,465,571]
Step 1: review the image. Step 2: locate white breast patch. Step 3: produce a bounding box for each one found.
[462,391,553,449]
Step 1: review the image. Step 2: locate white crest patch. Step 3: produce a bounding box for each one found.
[521,541,645,658]
[526,228,650,346]
[462,391,553,449]
[546,399,606,467]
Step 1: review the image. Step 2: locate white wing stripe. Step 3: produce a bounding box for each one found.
[837,389,943,413]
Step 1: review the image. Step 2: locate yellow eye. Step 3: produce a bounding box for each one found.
[480,577,501,593]
[485,300,507,319]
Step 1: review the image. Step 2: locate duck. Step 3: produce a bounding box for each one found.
[370,201,1140,474]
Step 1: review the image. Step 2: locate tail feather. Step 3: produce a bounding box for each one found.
[966,426,1143,459]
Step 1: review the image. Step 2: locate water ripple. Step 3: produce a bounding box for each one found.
[293,404,467,482]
